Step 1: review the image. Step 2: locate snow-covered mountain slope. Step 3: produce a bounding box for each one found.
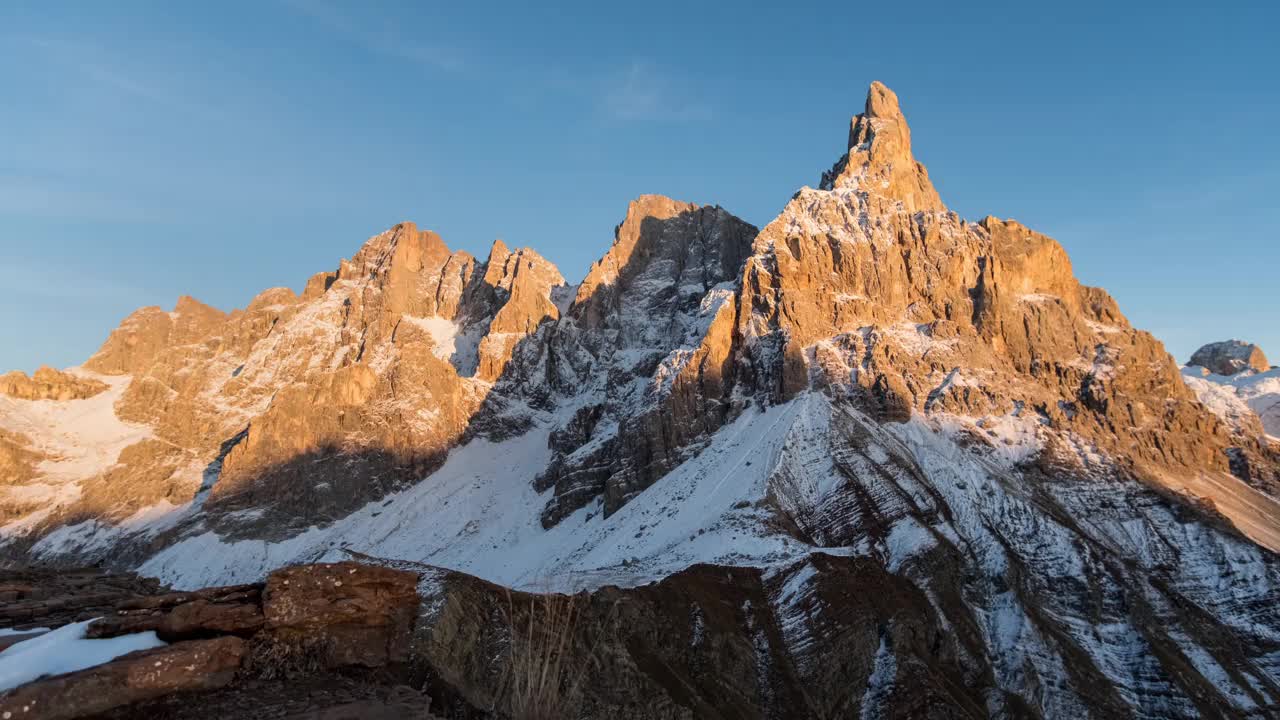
[96,389,1280,715]
[4,81,1280,717]
[137,396,806,589]
[0,373,163,531]
[1184,365,1280,440]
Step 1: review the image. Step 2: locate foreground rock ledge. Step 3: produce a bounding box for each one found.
[0,561,422,720]
[6,551,1280,718]
[0,637,246,720]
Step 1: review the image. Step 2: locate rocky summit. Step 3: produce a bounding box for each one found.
[3,83,1280,719]
[1189,340,1272,377]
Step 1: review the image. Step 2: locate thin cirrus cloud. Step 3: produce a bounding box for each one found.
[598,60,711,122]
[0,258,140,304]
[0,175,158,224]
[3,39,206,225]
[278,0,464,72]
[17,36,211,118]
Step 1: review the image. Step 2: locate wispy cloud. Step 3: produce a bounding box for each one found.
[599,60,711,122]
[18,36,211,116]
[280,0,463,72]
[0,174,165,224]
[0,256,143,303]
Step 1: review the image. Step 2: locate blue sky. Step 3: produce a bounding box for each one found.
[2,0,1277,372]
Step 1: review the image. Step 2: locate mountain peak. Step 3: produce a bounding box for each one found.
[486,238,511,263]
[862,80,903,122]
[172,295,225,320]
[822,82,943,213]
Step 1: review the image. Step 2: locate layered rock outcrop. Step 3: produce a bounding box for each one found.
[0,566,164,631]
[0,561,426,720]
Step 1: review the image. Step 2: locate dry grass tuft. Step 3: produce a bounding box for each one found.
[495,589,611,720]
[241,631,332,680]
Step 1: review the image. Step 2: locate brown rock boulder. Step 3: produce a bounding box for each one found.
[0,636,245,720]
[158,599,265,641]
[262,562,419,668]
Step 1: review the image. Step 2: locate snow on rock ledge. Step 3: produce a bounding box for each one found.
[0,620,165,692]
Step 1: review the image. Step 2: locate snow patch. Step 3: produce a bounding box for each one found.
[400,315,460,361]
[0,620,166,692]
[0,373,152,534]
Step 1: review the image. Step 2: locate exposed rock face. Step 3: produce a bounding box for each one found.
[512,194,758,525]
[0,367,106,401]
[1190,339,1271,376]
[471,239,567,382]
[83,296,228,376]
[196,227,566,533]
[737,96,1233,490]
[821,81,943,214]
[515,82,1275,541]
[0,429,45,522]
[262,562,419,668]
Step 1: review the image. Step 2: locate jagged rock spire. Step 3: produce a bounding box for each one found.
[822,81,944,213]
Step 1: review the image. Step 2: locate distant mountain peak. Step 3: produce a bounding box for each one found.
[1189,339,1271,376]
